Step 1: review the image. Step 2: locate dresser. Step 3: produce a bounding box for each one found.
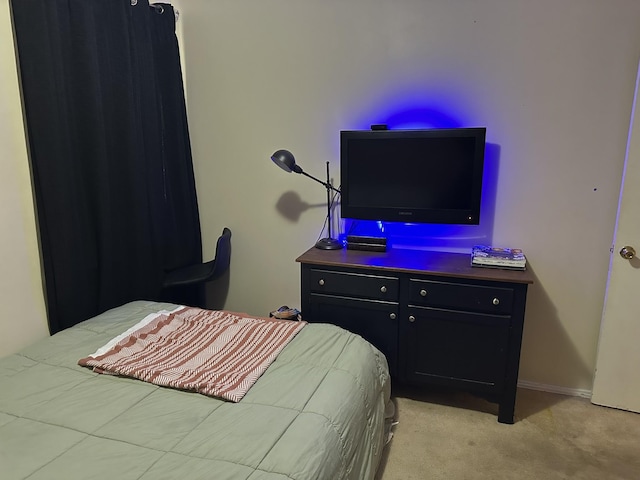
[297,246,534,424]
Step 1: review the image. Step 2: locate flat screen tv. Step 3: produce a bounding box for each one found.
[340,127,486,225]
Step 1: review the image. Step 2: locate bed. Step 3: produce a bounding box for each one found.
[0,300,392,480]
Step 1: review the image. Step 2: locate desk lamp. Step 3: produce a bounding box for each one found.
[271,149,342,250]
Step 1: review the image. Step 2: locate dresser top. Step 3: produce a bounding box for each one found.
[296,247,534,285]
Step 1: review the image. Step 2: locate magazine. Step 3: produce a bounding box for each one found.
[471,245,527,270]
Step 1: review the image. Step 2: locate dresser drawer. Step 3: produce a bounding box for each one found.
[309,268,399,301]
[409,279,514,315]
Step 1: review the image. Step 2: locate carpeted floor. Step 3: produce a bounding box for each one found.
[376,386,640,480]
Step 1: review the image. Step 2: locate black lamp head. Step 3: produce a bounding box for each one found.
[271,149,303,174]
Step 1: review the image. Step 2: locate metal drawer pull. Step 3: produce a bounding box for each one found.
[493,297,500,306]
[380,286,387,293]
[318,279,325,286]
[409,315,416,323]
[389,313,396,320]
[420,289,427,297]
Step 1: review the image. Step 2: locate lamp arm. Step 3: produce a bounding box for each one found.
[299,170,341,193]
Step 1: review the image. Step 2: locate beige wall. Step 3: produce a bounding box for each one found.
[173,0,640,393]
[3,0,640,394]
[0,0,48,357]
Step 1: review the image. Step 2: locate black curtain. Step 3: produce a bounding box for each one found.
[11,0,202,334]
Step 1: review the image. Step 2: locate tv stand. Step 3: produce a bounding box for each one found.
[296,246,534,424]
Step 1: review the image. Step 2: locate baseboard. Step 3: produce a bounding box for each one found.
[517,380,592,399]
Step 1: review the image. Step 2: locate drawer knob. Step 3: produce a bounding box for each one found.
[318,279,325,286]
[409,315,416,323]
[389,313,396,320]
[420,289,427,297]
[492,297,500,306]
[380,286,387,293]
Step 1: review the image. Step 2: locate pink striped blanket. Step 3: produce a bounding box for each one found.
[78,307,307,402]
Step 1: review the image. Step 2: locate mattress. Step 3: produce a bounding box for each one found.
[0,300,392,480]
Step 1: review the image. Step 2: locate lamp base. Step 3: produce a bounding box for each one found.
[315,237,343,250]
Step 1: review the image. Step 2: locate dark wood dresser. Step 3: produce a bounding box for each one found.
[297,246,534,424]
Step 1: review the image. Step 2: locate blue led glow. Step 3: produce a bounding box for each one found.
[339,105,497,253]
[383,108,463,130]
[349,93,473,131]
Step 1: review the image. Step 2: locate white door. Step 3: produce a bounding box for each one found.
[591,61,640,413]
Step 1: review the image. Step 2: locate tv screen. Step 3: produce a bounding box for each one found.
[340,127,486,224]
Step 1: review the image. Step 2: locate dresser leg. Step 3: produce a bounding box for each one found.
[497,389,516,424]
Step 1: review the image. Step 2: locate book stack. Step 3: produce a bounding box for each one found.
[471,245,527,270]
